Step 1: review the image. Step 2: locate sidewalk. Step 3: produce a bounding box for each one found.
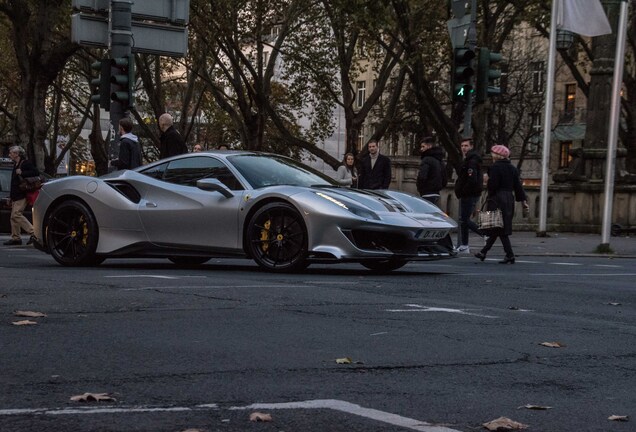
[478,231,636,258]
[2,232,635,258]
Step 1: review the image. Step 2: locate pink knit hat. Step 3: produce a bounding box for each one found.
[491,145,510,158]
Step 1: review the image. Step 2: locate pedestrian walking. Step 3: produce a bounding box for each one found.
[474,145,529,264]
[454,138,484,253]
[357,140,391,190]
[193,144,203,152]
[111,117,142,170]
[158,113,187,159]
[335,152,358,187]
[3,146,37,246]
[416,137,446,205]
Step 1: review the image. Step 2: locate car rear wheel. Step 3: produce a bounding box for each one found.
[361,259,407,273]
[46,200,101,266]
[168,256,210,266]
[246,202,308,272]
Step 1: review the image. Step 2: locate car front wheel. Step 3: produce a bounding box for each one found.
[246,202,308,272]
[46,200,101,266]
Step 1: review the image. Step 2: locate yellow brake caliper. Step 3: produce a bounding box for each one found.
[260,220,271,252]
[80,216,88,247]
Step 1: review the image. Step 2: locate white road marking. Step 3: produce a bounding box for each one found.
[551,262,582,266]
[121,284,293,291]
[531,273,636,277]
[105,275,181,279]
[594,264,621,268]
[0,399,460,431]
[0,404,218,416]
[370,331,388,336]
[385,304,498,319]
[231,399,461,432]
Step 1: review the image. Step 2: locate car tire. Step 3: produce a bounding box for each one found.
[246,202,308,272]
[168,256,210,266]
[46,200,101,266]
[361,259,407,273]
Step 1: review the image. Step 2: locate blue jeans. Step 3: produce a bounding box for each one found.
[459,195,482,246]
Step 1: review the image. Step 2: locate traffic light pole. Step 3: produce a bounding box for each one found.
[109,0,133,163]
[462,0,477,139]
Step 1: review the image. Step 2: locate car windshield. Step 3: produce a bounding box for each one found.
[228,154,338,189]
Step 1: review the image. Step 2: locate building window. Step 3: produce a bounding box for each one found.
[531,61,545,94]
[356,81,366,108]
[564,84,576,121]
[357,126,365,151]
[559,141,572,168]
[528,112,542,153]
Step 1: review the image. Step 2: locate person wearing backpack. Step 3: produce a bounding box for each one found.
[454,138,484,253]
[416,136,446,205]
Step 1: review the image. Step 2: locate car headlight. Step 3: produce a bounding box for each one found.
[315,192,380,220]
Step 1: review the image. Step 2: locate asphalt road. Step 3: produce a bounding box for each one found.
[1,246,635,432]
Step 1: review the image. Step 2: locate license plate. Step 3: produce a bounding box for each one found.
[418,229,448,240]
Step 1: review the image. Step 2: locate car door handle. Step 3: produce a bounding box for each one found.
[145,202,157,208]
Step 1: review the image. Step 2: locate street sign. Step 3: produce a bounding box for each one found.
[72,13,188,57]
[447,15,471,49]
[72,0,189,24]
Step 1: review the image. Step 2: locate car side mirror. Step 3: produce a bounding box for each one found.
[196,178,234,198]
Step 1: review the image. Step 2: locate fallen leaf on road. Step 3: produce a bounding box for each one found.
[607,302,622,306]
[14,310,47,318]
[12,320,37,326]
[70,392,116,402]
[608,415,629,422]
[249,412,272,422]
[336,357,352,364]
[539,342,566,348]
[483,417,529,430]
[517,404,552,410]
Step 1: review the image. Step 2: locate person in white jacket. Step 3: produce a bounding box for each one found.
[335,153,358,187]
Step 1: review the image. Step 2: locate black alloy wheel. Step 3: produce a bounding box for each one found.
[246,202,308,272]
[46,200,102,266]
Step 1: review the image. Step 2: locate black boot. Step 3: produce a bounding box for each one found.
[474,251,486,261]
[499,255,515,264]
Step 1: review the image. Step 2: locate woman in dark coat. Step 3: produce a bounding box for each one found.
[474,145,529,264]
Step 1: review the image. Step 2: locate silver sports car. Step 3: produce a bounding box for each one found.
[32,151,456,272]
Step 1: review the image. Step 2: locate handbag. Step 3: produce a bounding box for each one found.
[18,174,46,192]
[478,200,504,231]
[26,189,40,206]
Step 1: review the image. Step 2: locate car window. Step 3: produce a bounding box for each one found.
[228,154,337,189]
[162,156,244,190]
[141,162,169,180]
[0,168,11,192]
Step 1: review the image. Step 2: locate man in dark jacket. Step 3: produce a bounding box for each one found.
[454,138,484,252]
[357,140,392,190]
[4,146,38,246]
[158,113,187,159]
[416,137,446,205]
[111,117,142,170]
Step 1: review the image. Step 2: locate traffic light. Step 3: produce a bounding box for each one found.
[476,48,503,103]
[110,55,135,108]
[90,59,111,111]
[451,47,475,102]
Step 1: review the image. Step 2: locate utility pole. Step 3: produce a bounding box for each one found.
[462,0,478,139]
[108,0,133,161]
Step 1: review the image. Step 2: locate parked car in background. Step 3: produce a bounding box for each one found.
[0,157,19,233]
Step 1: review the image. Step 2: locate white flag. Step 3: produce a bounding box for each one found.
[557,0,612,37]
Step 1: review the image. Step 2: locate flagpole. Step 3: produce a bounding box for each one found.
[537,0,559,237]
[600,0,629,248]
